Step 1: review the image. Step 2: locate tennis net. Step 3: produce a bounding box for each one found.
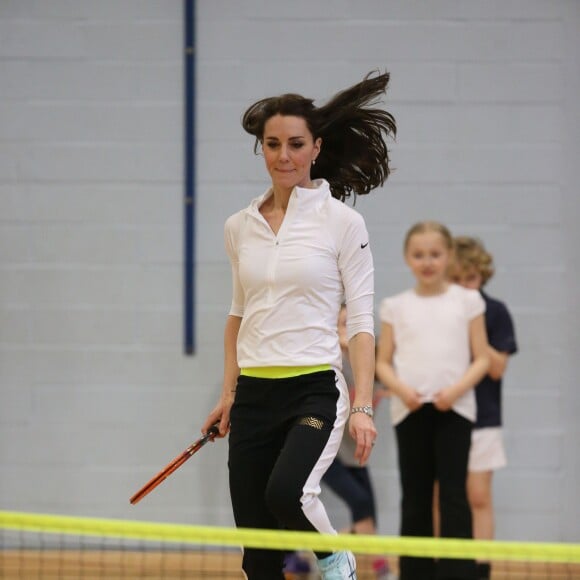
[1,510,579,579]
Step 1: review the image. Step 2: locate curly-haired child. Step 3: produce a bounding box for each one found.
[451,236,518,580]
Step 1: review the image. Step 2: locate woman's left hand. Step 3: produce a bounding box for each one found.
[349,412,377,466]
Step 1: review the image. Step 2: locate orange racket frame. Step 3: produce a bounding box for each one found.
[130,425,219,505]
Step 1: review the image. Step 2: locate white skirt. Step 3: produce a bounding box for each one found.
[468,427,507,472]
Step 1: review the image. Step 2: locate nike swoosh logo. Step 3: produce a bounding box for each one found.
[360,242,369,249]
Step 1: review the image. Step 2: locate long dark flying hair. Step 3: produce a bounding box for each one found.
[241,71,396,201]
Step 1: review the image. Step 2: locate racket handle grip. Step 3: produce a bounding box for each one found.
[206,424,220,437]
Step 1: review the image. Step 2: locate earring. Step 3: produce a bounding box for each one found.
[312,159,316,166]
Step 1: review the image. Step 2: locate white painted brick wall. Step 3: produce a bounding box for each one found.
[0,0,578,541]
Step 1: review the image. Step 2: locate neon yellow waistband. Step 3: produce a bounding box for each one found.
[240,364,332,379]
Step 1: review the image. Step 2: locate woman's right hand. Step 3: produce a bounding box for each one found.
[401,386,423,412]
[202,390,235,438]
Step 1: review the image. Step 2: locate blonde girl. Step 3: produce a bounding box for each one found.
[376,221,489,580]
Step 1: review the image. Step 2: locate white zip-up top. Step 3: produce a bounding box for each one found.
[225,179,374,370]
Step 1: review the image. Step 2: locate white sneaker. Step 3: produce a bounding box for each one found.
[317,550,357,579]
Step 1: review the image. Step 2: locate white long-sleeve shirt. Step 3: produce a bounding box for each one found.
[225,179,374,370]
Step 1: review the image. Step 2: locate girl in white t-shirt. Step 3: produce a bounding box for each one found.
[376,221,490,580]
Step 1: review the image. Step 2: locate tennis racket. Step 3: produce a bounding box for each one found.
[130,424,220,505]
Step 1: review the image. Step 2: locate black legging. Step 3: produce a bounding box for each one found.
[228,370,347,580]
[322,458,377,525]
[396,403,477,580]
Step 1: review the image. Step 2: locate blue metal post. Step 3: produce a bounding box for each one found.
[184,0,196,354]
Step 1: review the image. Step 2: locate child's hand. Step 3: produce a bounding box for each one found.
[348,387,356,406]
[433,386,457,411]
[373,385,391,404]
[402,386,423,412]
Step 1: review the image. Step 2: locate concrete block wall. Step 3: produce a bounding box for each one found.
[0,0,578,541]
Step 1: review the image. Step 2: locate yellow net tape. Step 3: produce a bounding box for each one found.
[1,510,579,564]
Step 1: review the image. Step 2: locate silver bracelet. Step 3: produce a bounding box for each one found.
[350,405,374,418]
